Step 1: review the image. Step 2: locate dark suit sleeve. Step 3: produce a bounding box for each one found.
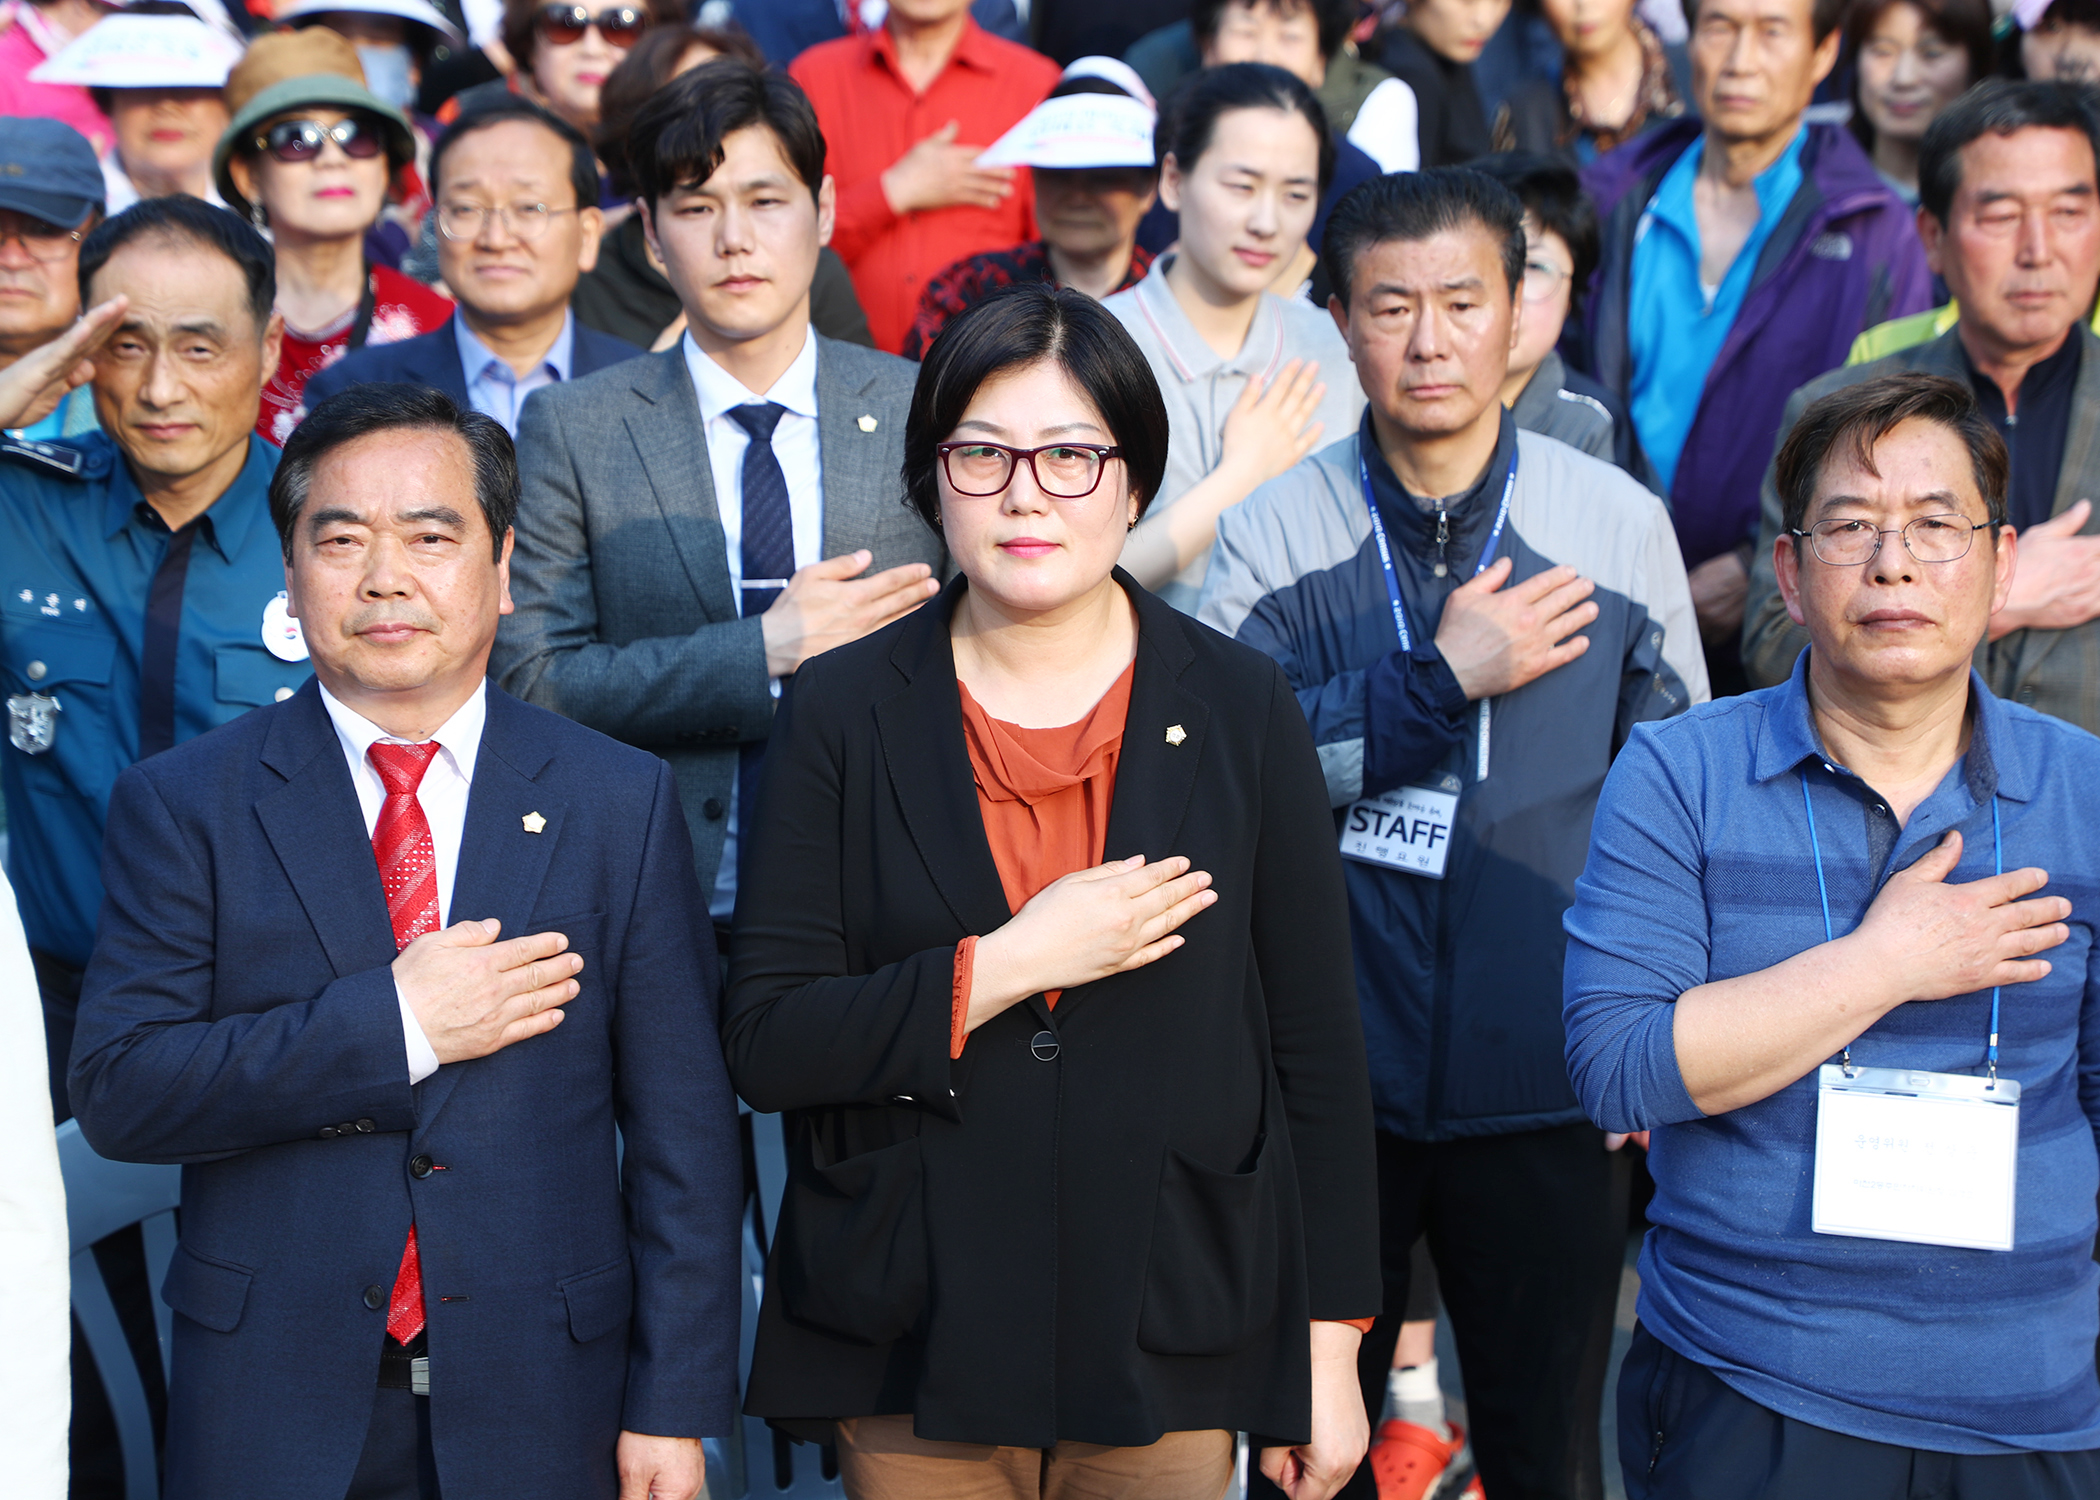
[612,762,743,1438]
[1741,384,1816,688]
[811,247,876,349]
[1247,662,1381,1319]
[494,384,781,747]
[68,765,417,1163]
[720,658,961,1119]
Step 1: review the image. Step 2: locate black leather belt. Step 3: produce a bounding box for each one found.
[378,1335,429,1395]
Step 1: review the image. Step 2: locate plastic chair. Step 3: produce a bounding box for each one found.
[727,1108,843,1499]
[57,1118,181,1500]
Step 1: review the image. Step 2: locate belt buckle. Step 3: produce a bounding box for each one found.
[411,1355,429,1397]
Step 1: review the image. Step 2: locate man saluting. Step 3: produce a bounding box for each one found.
[69,383,741,1500]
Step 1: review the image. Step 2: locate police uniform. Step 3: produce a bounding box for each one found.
[1,430,311,1108]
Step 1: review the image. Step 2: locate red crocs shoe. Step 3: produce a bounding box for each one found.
[1368,1417,1468,1500]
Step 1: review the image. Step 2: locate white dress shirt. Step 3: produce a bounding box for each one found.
[680,326,824,920]
[319,679,489,1085]
[456,310,576,436]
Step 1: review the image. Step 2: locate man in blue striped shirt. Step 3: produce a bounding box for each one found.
[1565,370,2100,1497]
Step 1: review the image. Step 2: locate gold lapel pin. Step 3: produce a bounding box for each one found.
[522,811,547,834]
[1165,724,1187,747]
[856,414,878,432]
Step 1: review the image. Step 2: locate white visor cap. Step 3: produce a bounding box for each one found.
[29,13,246,88]
[977,94,1158,170]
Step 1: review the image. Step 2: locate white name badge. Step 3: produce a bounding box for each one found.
[261,591,308,662]
[1340,782,1459,879]
[1812,1064,2020,1252]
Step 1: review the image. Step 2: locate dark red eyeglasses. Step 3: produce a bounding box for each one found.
[535,4,646,46]
[256,117,385,164]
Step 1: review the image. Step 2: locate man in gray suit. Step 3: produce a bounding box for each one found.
[1743,81,2100,730]
[495,60,943,934]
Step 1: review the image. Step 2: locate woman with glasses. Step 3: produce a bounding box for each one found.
[476,0,682,137]
[1102,63,1366,616]
[725,280,1378,1500]
[214,30,453,444]
[1473,152,1653,487]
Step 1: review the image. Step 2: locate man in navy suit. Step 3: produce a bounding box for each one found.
[69,384,738,1500]
[304,99,643,432]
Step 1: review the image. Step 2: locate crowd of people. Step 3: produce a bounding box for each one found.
[5,0,2100,1498]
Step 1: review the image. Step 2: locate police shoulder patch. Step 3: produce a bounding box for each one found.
[0,436,106,480]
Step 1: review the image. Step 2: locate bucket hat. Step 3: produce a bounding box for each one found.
[211,29,417,219]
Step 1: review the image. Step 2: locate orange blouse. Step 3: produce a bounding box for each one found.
[944,662,1377,1337]
[948,662,1135,1057]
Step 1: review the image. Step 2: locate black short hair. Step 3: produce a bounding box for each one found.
[273,384,519,561]
[902,283,1170,531]
[1775,372,2008,539]
[1322,167,1528,311]
[1918,79,2100,226]
[1189,0,1356,61]
[1682,0,1848,43]
[1159,62,1335,197]
[1845,0,1991,155]
[78,195,275,335]
[627,57,826,206]
[1469,152,1598,318]
[431,97,600,212]
[595,23,768,197]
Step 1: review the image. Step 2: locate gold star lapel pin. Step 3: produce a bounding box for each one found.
[1165,724,1187,747]
[856,414,878,432]
[522,811,547,834]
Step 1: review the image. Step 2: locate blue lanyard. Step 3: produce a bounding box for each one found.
[1358,446,1518,654]
[1801,771,2004,1082]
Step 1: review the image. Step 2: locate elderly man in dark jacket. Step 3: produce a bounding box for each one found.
[1580,0,1932,690]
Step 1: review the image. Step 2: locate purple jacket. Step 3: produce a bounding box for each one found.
[1580,117,1932,568]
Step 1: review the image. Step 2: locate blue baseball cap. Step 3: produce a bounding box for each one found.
[0,118,106,231]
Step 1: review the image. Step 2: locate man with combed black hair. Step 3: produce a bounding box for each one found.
[493,59,943,950]
[1200,167,1707,1500]
[1743,79,2100,731]
[71,381,741,1500]
[0,195,309,1114]
[303,98,644,433]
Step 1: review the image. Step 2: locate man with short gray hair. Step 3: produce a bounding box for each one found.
[1744,79,2100,733]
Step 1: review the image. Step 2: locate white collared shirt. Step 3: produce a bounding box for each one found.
[319,679,489,1085]
[455,310,576,436]
[679,325,825,920]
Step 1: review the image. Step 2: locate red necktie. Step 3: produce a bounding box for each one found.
[369,741,441,1345]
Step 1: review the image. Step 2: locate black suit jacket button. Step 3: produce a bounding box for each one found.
[355,1119,375,1133]
[319,1126,339,1139]
[1031,1031,1059,1061]
[702,798,725,820]
[363,1285,385,1310]
[410,1154,434,1179]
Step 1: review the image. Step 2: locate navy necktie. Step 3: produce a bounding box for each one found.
[727,402,794,618]
[725,401,795,903]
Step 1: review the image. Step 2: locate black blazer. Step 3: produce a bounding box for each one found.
[724,572,1380,1450]
[300,311,643,414]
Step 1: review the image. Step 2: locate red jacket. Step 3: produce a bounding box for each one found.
[791,19,1058,354]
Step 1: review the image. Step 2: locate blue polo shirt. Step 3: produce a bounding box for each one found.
[1629,128,1806,496]
[1,432,310,968]
[1564,649,2100,1453]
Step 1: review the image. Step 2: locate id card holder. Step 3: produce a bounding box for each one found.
[1339,774,1460,879]
[1812,1064,2020,1252]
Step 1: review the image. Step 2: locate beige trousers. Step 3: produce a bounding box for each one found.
[833,1416,1237,1500]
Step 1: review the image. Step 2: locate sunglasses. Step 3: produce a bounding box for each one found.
[256,117,385,164]
[534,4,646,46]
